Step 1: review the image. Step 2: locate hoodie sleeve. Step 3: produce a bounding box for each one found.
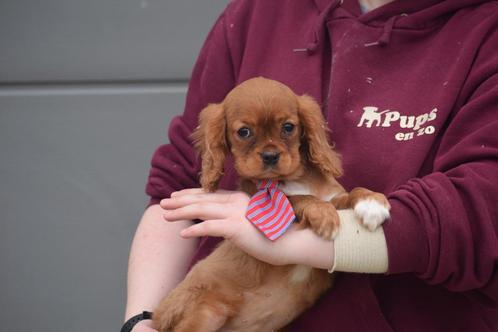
[384,30,498,303]
[146,10,236,206]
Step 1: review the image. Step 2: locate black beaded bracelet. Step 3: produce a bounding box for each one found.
[121,311,153,332]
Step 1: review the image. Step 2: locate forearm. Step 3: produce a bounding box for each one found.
[125,204,199,321]
[164,190,388,273]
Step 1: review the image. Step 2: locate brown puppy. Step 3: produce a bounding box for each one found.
[153,77,390,331]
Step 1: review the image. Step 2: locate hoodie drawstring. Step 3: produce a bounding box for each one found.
[293,0,343,54]
[294,1,407,52]
[364,14,406,47]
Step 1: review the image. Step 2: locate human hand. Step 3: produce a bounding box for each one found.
[161,189,335,269]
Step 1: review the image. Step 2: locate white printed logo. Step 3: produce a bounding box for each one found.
[357,106,438,141]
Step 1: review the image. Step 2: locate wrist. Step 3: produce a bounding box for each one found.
[133,319,154,331]
[290,228,334,269]
[121,311,153,332]
[331,209,388,273]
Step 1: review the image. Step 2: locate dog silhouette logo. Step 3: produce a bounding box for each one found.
[357,106,390,128]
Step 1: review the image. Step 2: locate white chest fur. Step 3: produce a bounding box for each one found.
[279,181,337,202]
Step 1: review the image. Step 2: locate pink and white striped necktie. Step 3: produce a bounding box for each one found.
[245,179,296,241]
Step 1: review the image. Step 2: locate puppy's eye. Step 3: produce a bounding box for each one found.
[237,127,252,139]
[282,123,295,134]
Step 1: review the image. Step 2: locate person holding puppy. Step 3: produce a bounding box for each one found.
[124,0,498,331]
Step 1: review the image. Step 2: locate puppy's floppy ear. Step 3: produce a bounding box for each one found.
[191,103,228,192]
[297,95,343,178]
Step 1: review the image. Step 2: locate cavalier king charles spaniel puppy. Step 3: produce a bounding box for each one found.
[153,77,390,331]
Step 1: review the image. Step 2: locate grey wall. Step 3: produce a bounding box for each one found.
[0,1,229,331]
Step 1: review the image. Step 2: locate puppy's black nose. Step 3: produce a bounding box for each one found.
[261,151,280,166]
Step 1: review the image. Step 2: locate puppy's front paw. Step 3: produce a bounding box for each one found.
[353,195,390,231]
[302,202,340,239]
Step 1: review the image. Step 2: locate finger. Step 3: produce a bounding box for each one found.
[171,188,233,197]
[161,191,242,209]
[180,219,231,238]
[163,202,228,221]
[170,188,205,197]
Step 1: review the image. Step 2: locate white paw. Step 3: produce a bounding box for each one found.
[354,199,390,231]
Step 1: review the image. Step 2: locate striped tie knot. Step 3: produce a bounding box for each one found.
[245,179,296,241]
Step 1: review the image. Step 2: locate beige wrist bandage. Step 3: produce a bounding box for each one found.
[329,209,389,274]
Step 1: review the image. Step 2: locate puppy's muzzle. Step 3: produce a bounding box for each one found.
[261,151,280,166]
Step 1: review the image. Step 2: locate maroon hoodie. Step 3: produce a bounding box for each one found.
[146,0,498,330]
